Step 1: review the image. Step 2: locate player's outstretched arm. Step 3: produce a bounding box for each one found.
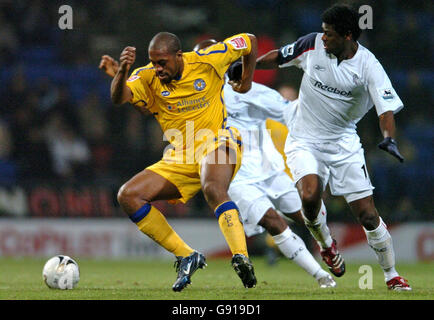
[110,46,135,105]
[240,34,258,92]
[229,34,257,93]
[99,55,119,78]
[256,49,280,69]
[378,111,404,162]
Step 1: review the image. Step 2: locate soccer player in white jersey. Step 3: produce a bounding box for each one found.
[224,61,336,288]
[256,4,411,291]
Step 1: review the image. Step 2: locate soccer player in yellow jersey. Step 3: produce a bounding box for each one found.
[103,31,258,291]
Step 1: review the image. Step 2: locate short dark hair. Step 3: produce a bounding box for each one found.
[227,60,242,82]
[321,4,362,40]
[149,32,182,54]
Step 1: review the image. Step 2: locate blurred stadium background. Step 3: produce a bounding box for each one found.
[0,0,432,263]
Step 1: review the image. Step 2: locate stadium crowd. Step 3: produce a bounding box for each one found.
[0,0,432,221]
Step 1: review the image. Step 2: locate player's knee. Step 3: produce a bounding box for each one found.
[117,183,137,208]
[301,192,321,220]
[259,209,287,236]
[358,209,379,230]
[202,181,227,207]
[297,176,322,218]
[351,197,379,230]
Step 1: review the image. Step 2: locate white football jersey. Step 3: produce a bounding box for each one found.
[278,33,403,141]
[224,81,296,186]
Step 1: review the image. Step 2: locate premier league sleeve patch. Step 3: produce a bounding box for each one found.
[127,75,140,82]
[194,79,206,91]
[379,88,395,101]
[228,36,248,50]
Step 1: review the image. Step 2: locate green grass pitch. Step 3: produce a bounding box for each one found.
[0,257,432,300]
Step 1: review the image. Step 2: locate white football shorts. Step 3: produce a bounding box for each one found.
[284,134,374,203]
[228,172,302,237]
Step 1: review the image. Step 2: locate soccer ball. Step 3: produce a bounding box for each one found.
[42,255,80,289]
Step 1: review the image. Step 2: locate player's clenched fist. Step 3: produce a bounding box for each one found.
[119,46,136,72]
[99,55,119,77]
[229,80,251,94]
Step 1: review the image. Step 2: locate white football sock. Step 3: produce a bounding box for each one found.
[363,217,399,282]
[302,200,333,250]
[273,227,328,280]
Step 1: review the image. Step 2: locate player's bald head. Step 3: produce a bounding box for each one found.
[148,32,184,84]
[193,39,218,51]
[149,32,182,54]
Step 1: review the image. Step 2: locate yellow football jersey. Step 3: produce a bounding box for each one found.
[265,118,293,179]
[126,33,251,163]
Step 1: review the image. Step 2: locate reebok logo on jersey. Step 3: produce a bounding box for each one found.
[229,36,247,50]
[313,80,352,97]
[227,111,240,118]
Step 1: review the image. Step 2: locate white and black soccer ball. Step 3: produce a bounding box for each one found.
[42,255,80,289]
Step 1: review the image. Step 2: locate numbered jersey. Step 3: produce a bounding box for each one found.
[278,33,403,141]
[126,34,252,152]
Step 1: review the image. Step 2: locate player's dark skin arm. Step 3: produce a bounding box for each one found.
[111,46,135,105]
[378,110,404,162]
[111,68,132,104]
[239,34,258,92]
[256,49,280,69]
[378,110,396,139]
[229,34,258,93]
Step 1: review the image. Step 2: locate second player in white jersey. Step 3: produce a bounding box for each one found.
[256,3,411,291]
[220,61,336,288]
[226,80,294,186]
[225,79,298,236]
